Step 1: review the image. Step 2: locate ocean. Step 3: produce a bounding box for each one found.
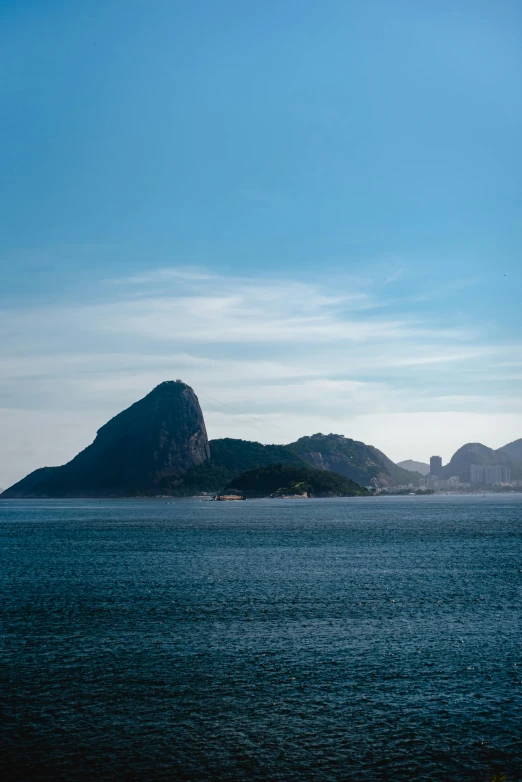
[1,495,521,781]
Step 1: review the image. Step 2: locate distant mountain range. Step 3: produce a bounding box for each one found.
[169,432,422,495]
[1,381,520,498]
[396,459,430,475]
[1,381,423,498]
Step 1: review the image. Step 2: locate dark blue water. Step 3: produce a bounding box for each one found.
[1,496,521,781]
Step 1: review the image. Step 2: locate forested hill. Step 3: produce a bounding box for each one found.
[226,464,368,497]
[163,438,307,494]
[288,434,422,488]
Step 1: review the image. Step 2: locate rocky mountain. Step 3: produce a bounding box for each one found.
[288,433,422,487]
[497,438,522,464]
[1,381,209,497]
[226,464,368,497]
[397,459,430,476]
[441,442,522,482]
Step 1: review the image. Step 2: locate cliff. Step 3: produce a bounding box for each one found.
[2,381,210,497]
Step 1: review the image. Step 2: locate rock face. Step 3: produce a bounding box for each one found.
[288,433,422,487]
[2,381,210,497]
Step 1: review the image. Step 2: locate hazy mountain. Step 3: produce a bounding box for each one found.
[497,438,522,464]
[441,442,521,482]
[288,433,422,487]
[397,459,430,475]
[1,381,209,498]
[226,464,368,497]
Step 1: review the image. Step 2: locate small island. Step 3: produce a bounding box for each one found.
[225,464,368,498]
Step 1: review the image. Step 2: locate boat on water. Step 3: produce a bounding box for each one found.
[215,494,245,501]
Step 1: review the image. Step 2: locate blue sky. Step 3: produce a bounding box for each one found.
[1,0,521,487]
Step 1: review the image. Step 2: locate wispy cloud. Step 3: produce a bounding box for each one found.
[109,267,216,284]
[383,268,404,284]
[80,273,476,346]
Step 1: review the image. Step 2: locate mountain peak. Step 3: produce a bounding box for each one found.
[289,433,422,487]
[442,441,520,482]
[2,381,210,497]
[152,379,189,392]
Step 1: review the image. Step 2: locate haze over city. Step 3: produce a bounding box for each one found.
[1,0,521,488]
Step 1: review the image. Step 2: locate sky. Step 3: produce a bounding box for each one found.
[1,0,521,488]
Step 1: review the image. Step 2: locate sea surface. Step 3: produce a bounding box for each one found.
[1,495,521,781]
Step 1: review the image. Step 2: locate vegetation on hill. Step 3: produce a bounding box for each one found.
[288,433,422,487]
[1,382,457,500]
[226,464,368,497]
[162,438,307,494]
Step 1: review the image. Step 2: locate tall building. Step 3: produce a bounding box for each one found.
[484,465,502,485]
[503,467,511,484]
[470,464,484,484]
[430,455,442,477]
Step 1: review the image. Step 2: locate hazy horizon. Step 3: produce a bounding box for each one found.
[1,1,521,488]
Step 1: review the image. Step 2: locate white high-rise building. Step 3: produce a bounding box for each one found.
[470,464,483,484]
[484,465,502,485]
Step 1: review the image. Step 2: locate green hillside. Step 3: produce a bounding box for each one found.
[288,433,422,487]
[162,438,307,494]
[226,464,368,497]
[163,433,420,495]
